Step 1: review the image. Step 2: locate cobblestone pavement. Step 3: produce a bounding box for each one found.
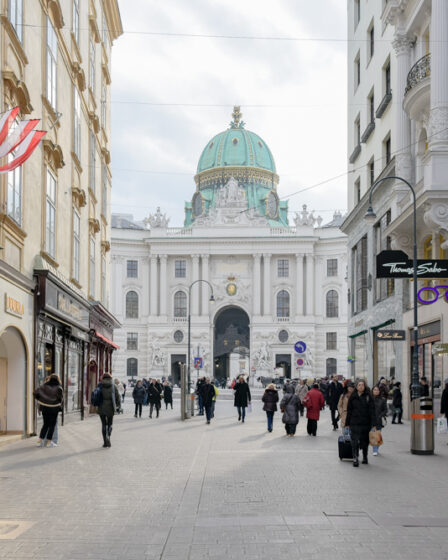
[1,397,448,559]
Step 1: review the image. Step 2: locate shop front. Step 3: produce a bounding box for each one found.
[34,270,90,426]
[410,320,443,405]
[349,330,369,382]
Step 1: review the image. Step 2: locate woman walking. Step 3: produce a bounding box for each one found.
[163,381,173,410]
[337,381,354,434]
[132,380,146,418]
[371,385,387,456]
[97,372,121,447]
[148,378,162,418]
[392,382,403,424]
[280,384,301,436]
[262,383,279,432]
[295,379,308,417]
[234,375,251,423]
[34,373,63,447]
[345,380,377,467]
[304,383,325,436]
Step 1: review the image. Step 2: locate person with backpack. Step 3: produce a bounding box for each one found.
[262,383,279,432]
[34,373,63,447]
[132,380,146,418]
[94,372,121,448]
[345,380,377,467]
[280,384,300,436]
[303,383,325,436]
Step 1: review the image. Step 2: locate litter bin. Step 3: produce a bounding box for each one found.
[411,396,434,455]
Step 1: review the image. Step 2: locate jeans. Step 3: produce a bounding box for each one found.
[43,417,58,444]
[134,403,142,417]
[204,404,213,422]
[100,414,113,444]
[372,429,382,453]
[149,402,160,417]
[237,406,246,421]
[39,407,59,441]
[211,401,215,418]
[307,418,317,435]
[285,423,297,435]
[266,411,274,430]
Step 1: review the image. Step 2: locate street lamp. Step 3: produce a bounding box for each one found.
[364,176,421,432]
[184,279,214,420]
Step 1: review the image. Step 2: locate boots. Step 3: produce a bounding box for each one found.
[362,451,368,464]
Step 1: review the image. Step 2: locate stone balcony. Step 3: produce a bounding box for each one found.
[403,54,430,121]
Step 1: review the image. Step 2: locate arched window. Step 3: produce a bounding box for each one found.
[326,358,337,376]
[277,290,290,318]
[326,290,338,318]
[126,291,139,319]
[127,357,138,378]
[174,291,187,317]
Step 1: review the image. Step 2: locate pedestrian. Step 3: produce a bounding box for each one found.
[420,376,430,397]
[327,375,343,430]
[148,378,161,418]
[280,384,301,436]
[211,382,219,418]
[303,383,325,436]
[201,377,215,424]
[234,375,251,423]
[142,378,149,405]
[337,381,355,434]
[34,373,63,447]
[132,380,146,418]
[345,380,377,467]
[295,379,308,417]
[163,381,173,410]
[391,382,403,424]
[114,379,124,413]
[122,381,126,402]
[262,383,279,432]
[372,386,387,456]
[196,377,205,415]
[97,372,121,448]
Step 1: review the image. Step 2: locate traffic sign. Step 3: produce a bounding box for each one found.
[294,341,306,353]
[194,357,203,369]
[296,358,304,366]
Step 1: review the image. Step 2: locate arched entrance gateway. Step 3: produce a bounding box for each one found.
[213,307,250,384]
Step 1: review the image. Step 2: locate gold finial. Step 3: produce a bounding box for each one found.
[230,106,244,128]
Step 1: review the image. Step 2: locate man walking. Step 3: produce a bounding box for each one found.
[201,378,216,424]
[327,375,343,430]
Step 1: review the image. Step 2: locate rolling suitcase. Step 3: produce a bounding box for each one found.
[338,434,353,461]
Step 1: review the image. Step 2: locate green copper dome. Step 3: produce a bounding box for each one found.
[197,107,276,174]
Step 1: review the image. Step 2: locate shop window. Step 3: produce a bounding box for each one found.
[127,260,138,278]
[174,291,187,317]
[126,291,139,319]
[326,290,339,318]
[327,259,338,277]
[277,259,289,278]
[326,332,337,350]
[127,357,138,377]
[326,358,337,376]
[67,348,82,411]
[276,290,290,318]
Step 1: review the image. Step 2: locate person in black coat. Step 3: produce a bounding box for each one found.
[163,382,173,410]
[346,380,377,467]
[262,383,279,432]
[327,376,343,430]
[441,379,448,420]
[201,378,216,424]
[392,382,403,424]
[132,380,146,418]
[234,375,251,423]
[147,379,161,418]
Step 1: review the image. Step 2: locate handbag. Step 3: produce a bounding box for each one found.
[437,417,448,434]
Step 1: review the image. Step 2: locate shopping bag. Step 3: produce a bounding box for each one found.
[369,429,382,446]
[247,402,252,413]
[437,417,448,434]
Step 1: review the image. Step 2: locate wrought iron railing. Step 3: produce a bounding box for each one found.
[405,53,431,95]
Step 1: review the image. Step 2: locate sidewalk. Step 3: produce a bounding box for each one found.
[0,399,447,559]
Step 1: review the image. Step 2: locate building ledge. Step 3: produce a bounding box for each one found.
[349,144,361,164]
[361,122,375,143]
[376,92,392,118]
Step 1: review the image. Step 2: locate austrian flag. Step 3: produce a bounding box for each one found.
[0,107,46,174]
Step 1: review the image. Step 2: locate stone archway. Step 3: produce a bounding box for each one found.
[213,306,250,384]
[0,327,27,434]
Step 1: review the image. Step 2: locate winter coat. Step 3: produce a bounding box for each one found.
[346,391,376,429]
[441,386,448,418]
[132,385,146,404]
[373,396,387,429]
[115,381,124,395]
[262,388,279,412]
[147,383,161,405]
[327,381,343,410]
[280,387,301,425]
[337,393,350,428]
[201,383,215,407]
[295,383,308,402]
[34,378,64,409]
[97,377,121,417]
[304,388,325,421]
[392,387,403,409]
[420,383,430,397]
[234,381,251,408]
[163,385,173,404]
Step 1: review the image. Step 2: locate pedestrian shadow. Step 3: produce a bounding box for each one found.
[238,433,267,443]
[0,446,104,472]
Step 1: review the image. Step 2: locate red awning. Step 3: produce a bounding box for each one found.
[95,331,120,349]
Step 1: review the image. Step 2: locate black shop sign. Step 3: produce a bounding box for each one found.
[376,250,448,279]
[376,329,406,341]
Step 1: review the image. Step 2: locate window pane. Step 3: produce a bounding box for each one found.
[276,290,290,317]
[90,131,96,193]
[127,358,138,377]
[326,332,337,350]
[47,18,57,109]
[127,333,138,350]
[73,0,80,43]
[127,260,138,278]
[175,260,186,278]
[326,290,338,318]
[89,237,95,297]
[327,259,338,277]
[174,291,187,317]
[126,291,139,319]
[73,210,80,281]
[277,259,289,278]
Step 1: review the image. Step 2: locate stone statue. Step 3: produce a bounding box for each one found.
[149,342,166,368]
[293,204,322,227]
[253,341,271,370]
[145,207,170,229]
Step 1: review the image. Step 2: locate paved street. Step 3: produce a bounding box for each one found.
[1,397,448,560]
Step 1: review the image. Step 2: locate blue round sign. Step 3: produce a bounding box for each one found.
[294,341,306,354]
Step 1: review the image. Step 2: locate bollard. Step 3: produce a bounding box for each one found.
[411,397,434,455]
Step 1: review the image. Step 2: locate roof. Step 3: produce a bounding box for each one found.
[111,214,144,230]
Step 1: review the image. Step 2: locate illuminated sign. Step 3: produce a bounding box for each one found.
[417,285,448,305]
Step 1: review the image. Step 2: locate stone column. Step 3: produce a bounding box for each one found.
[201,254,210,316]
[159,255,167,316]
[150,255,158,316]
[295,253,304,316]
[315,257,324,316]
[263,253,271,316]
[392,33,413,185]
[191,255,200,316]
[306,254,314,316]
[141,256,150,316]
[253,254,261,315]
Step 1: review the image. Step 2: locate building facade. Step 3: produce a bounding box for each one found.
[0,0,122,439]
[111,109,348,386]
[343,1,448,409]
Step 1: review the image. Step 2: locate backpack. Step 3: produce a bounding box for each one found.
[91,384,103,407]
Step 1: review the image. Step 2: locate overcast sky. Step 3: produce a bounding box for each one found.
[110,0,347,227]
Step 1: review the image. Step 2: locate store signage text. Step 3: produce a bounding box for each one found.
[376,250,448,279]
[5,294,24,317]
[432,343,448,356]
[376,329,406,341]
[417,285,448,305]
[57,292,82,320]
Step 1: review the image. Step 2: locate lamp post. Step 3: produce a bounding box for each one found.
[184,279,215,420]
[364,176,422,447]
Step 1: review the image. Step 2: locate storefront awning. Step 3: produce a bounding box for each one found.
[370,319,395,331]
[349,330,368,339]
[95,331,120,349]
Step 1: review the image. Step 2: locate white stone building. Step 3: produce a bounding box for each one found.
[111,109,348,386]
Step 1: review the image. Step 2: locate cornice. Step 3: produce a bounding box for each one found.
[101,0,123,42]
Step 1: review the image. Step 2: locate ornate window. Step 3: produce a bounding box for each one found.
[127,260,138,278]
[72,209,80,282]
[326,290,339,318]
[276,290,290,318]
[175,260,186,278]
[45,168,57,258]
[46,17,58,109]
[127,333,138,350]
[277,259,289,278]
[126,291,139,319]
[174,291,187,317]
[127,357,138,378]
[9,0,23,42]
[326,358,337,376]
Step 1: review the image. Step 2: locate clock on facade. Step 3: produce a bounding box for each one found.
[266,190,279,219]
